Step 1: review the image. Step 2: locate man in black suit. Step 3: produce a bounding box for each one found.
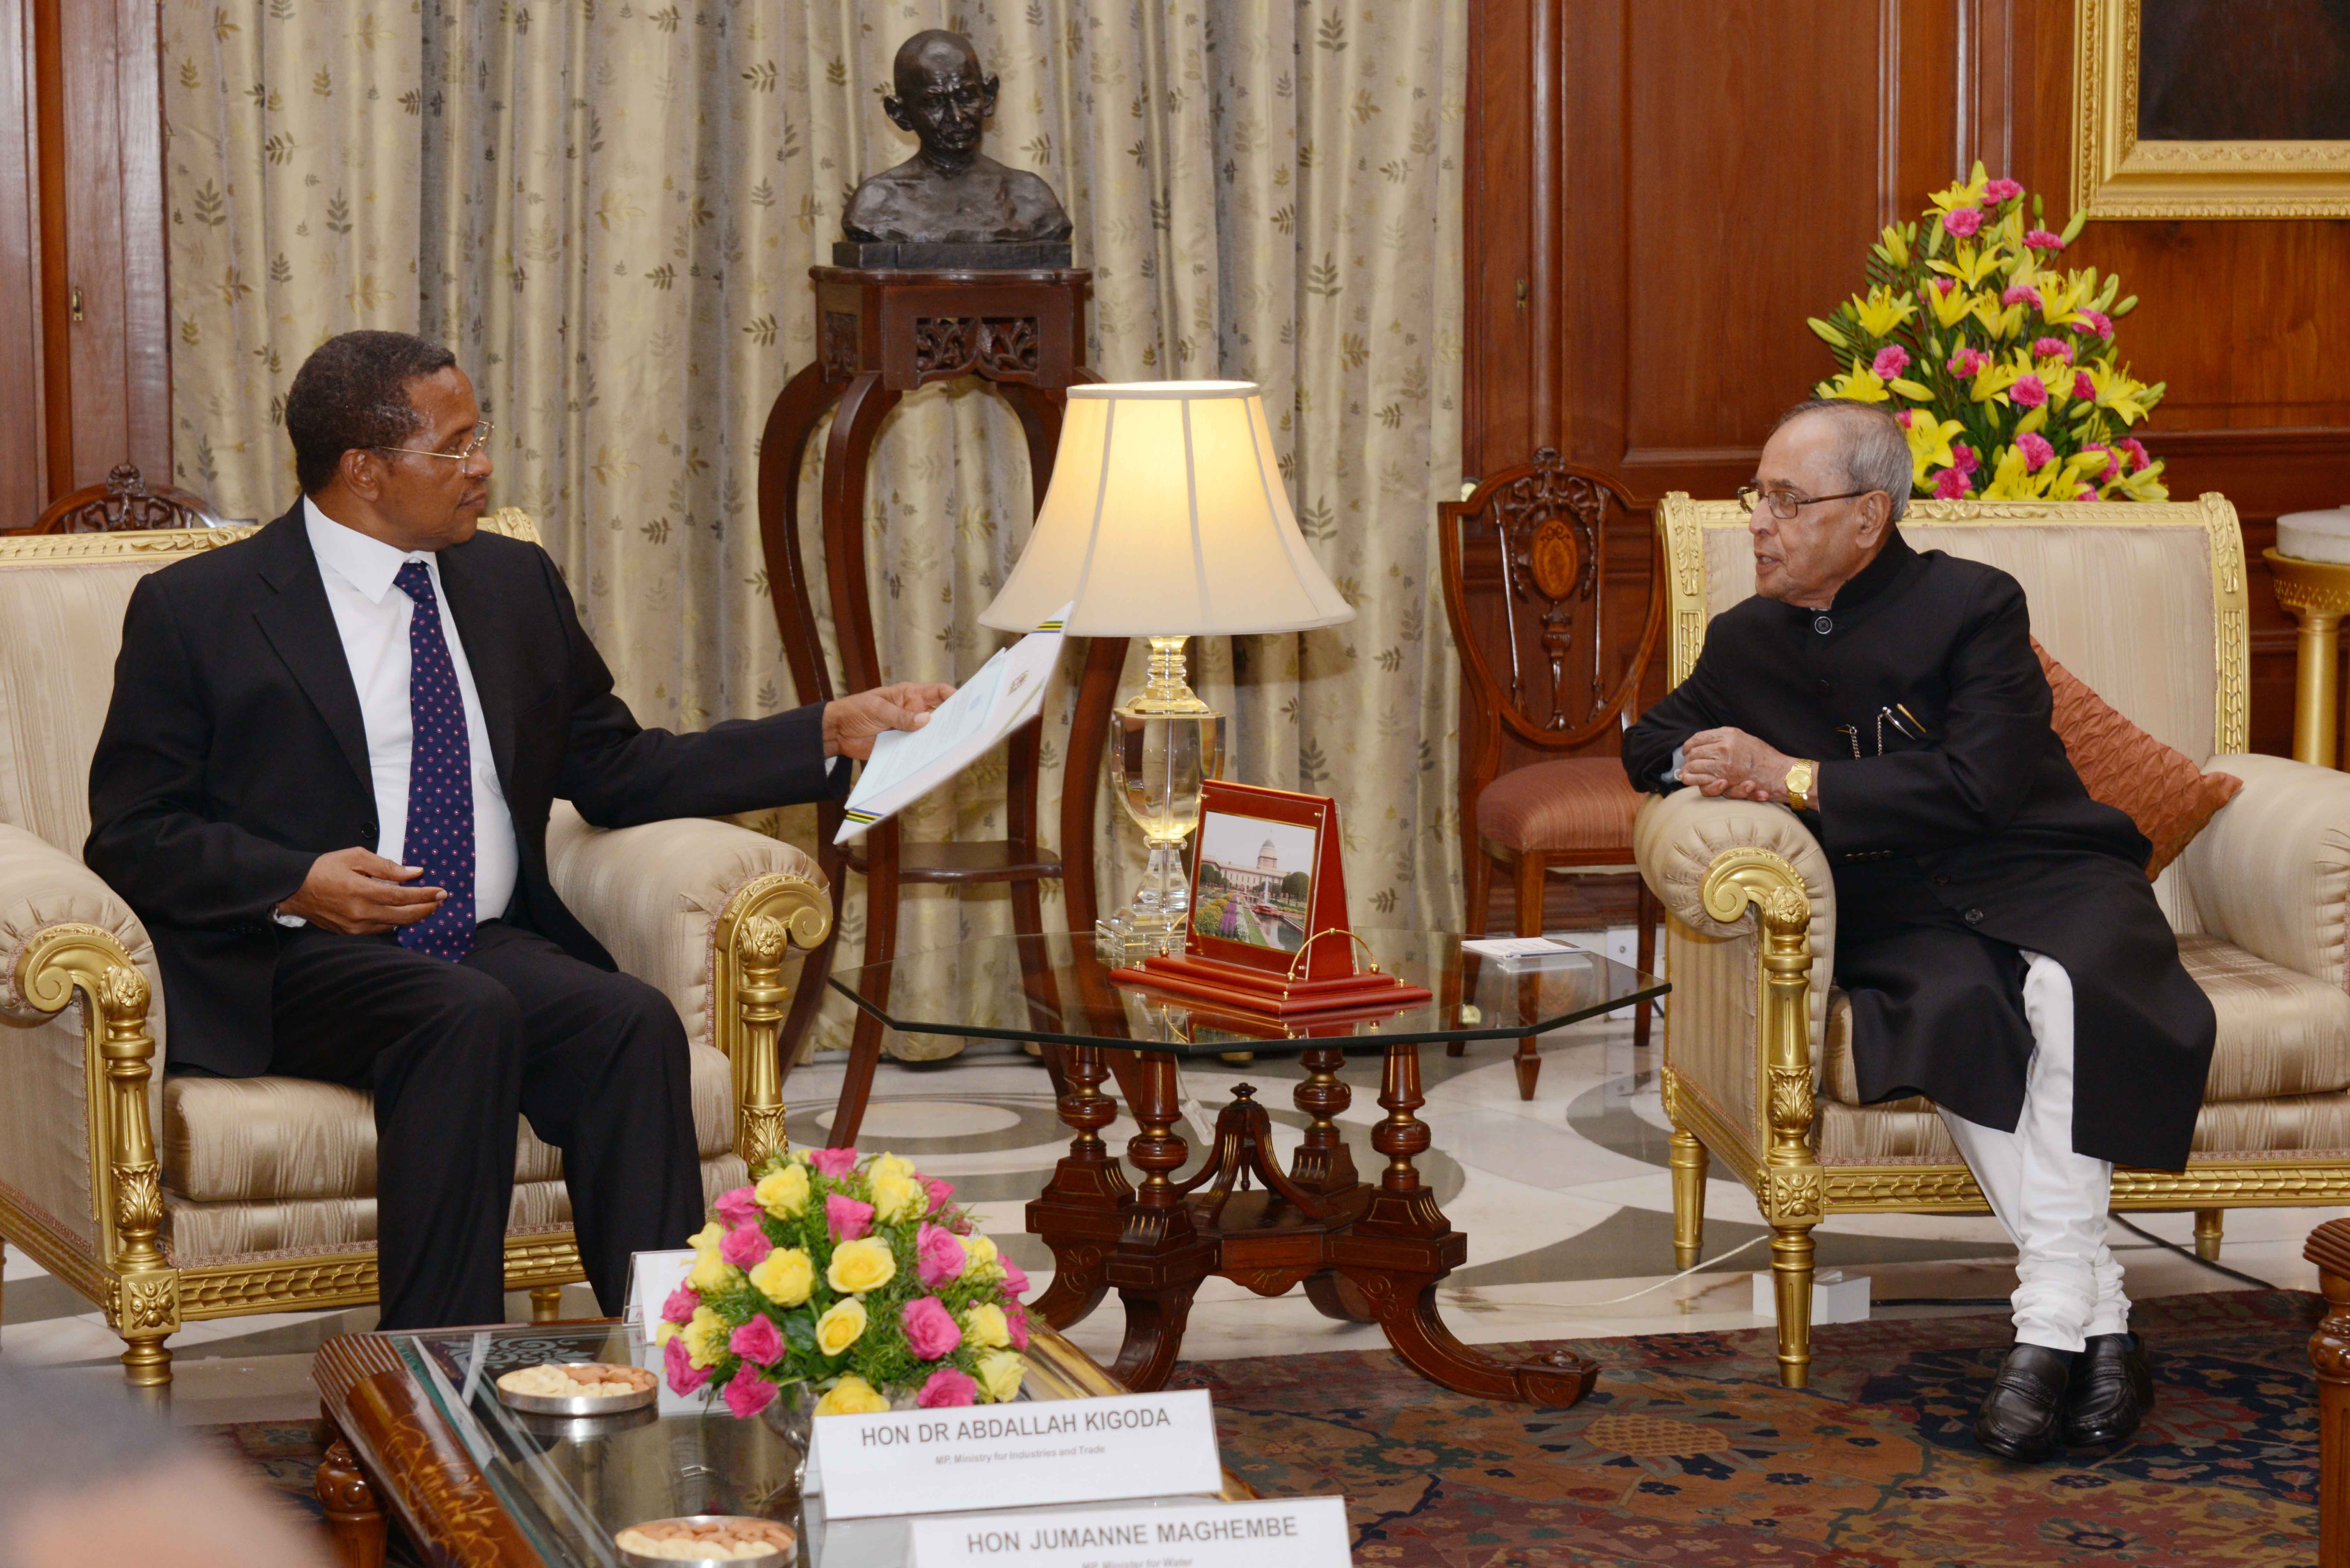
[1623,399,2213,1461]
[86,331,950,1330]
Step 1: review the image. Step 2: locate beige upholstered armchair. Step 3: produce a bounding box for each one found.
[0,512,831,1387]
[1637,493,2350,1387]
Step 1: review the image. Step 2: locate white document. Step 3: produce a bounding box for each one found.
[910,1497,1352,1568]
[834,605,1070,844]
[809,1389,1222,1521]
[1460,936,1590,965]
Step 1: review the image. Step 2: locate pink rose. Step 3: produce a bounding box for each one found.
[2075,310,2114,339]
[1871,345,1911,379]
[720,1223,771,1269]
[925,1177,955,1210]
[2017,432,2056,470]
[915,1222,967,1291]
[1948,346,1990,378]
[1985,177,2023,201]
[1953,443,1981,476]
[1005,1301,1031,1351]
[2011,374,2047,409]
[916,1368,979,1408]
[730,1313,786,1368]
[662,1285,700,1326]
[723,1362,778,1419]
[2120,437,2150,472]
[664,1334,710,1396]
[2001,284,2041,309]
[2023,227,2065,251]
[999,1259,1032,1300]
[713,1186,760,1228]
[901,1296,963,1360]
[1931,467,1969,500]
[2073,370,2097,401]
[808,1148,860,1178]
[825,1194,875,1242]
[2030,336,2073,362]
[1942,206,1983,238]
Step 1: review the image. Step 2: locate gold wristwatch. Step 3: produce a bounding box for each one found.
[1783,758,1819,811]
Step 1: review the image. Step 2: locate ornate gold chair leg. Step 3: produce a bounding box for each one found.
[529,1284,565,1322]
[1669,1125,1708,1271]
[2195,1208,2223,1262]
[1771,1221,1816,1388]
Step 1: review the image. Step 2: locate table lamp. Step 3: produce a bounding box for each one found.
[980,380,1354,958]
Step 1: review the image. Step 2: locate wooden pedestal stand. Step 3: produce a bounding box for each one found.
[755,267,1127,1144]
[1027,1034,1601,1407]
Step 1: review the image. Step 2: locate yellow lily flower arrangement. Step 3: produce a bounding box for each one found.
[1809,162,2165,502]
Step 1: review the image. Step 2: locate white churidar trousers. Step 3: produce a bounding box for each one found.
[1936,951,2129,1353]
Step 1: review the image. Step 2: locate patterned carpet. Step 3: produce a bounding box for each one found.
[204,1289,2323,1567]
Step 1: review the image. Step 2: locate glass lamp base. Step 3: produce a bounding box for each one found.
[1095,839,1192,962]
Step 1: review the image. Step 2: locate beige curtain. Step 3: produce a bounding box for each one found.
[162,1,1466,1058]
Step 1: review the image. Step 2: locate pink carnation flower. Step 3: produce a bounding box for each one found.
[2075,310,2115,339]
[825,1193,875,1242]
[1871,345,1911,379]
[808,1148,860,1178]
[2083,444,2119,481]
[1948,346,1990,378]
[2011,374,2048,409]
[2073,370,2096,401]
[2001,284,2042,309]
[662,1285,700,1326]
[1005,1301,1032,1351]
[730,1313,786,1368]
[915,1223,967,1290]
[720,1223,771,1269]
[2017,432,2056,470]
[2024,227,2066,251]
[713,1186,760,1229]
[2120,437,2150,472]
[925,1177,955,1210]
[1931,467,1969,500]
[1984,177,2024,202]
[999,1259,1032,1299]
[664,1335,710,1396]
[1953,443,1981,476]
[2076,488,2102,501]
[902,1296,963,1360]
[917,1368,979,1408]
[1941,206,1984,238]
[2030,336,2073,363]
[723,1362,778,1419]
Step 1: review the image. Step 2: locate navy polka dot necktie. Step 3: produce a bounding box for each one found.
[393,560,475,961]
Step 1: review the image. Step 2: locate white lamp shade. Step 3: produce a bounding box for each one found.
[979,380,1356,636]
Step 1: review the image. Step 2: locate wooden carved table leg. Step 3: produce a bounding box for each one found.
[315,1407,387,1568]
[1027,1043,1130,1330]
[1338,1040,1599,1406]
[1103,1052,1216,1391]
[2308,1233,2350,1568]
[1293,1045,1376,1325]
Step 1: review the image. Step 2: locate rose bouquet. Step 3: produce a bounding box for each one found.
[654,1146,1034,1419]
[1807,162,2168,504]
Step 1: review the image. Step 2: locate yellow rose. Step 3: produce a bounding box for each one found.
[687,1220,726,1256]
[960,1233,1000,1278]
[787,1144,813,1166]
[748,1246,815,1307]
[756,1164,811,1217]
[826,1236,897,1294]
[686,1251,736,1294]
[654,1319,678,1347]
[976,1350,1025,1404]
[870,1171,924,1224]
[961,1302,1011,1351]
[869,1153,917,1186]
[815,1297,869,1357]
[683,1306,726,1368]
[815,1373,891,1416]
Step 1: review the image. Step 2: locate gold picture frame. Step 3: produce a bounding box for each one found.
[2074,0,2350,219]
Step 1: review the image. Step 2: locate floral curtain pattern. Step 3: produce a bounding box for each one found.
[161,0,1466,1057]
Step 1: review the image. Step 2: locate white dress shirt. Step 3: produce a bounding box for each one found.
[296,497,519,924]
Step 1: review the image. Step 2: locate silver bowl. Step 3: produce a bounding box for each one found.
[512,1402,659,1441]
[492,1364,660,1417]
[615,1515,795,1567]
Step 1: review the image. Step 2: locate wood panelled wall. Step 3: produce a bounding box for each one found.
[1467,0,2350,759]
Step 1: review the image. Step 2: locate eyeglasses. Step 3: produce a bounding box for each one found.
[1736,482,1876,521]
[376,422,493,464]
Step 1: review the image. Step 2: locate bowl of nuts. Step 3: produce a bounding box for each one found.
[492,1361,659,1417]
[615,1516,796,1564]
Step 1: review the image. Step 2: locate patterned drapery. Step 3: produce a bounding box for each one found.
[162,1,1466,1056]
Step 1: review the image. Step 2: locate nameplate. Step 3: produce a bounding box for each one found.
[811,1391,1222,1521]
[624,1248,696,1346]
[909,1497,1351,1568]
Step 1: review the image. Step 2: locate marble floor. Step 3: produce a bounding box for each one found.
[6,932,2340,1428]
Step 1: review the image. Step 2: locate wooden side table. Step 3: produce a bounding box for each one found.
[2263,549,2350,768]
[2307,1219,2350,1567]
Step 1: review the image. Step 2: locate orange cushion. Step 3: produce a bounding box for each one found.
[2033,638,2243,878]
[1474,757,1643,854]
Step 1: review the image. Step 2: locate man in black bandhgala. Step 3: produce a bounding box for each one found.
[1623,398,2214,1462]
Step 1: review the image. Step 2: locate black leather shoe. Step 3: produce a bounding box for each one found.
[2062,1332,2152,1446]
[1975,1343,2072,1462]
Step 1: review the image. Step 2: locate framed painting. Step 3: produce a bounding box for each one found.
[2074,0,2350,218]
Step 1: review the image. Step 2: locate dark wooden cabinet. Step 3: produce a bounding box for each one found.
[0,0,169,528]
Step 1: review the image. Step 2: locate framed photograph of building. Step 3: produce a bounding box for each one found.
[2074,0,2350,218]
[1191,809,1319,956]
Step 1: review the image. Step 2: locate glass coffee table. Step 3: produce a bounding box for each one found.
[830,930,1666,1408]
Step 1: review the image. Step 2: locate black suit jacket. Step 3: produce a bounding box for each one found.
[86,504,846,1076]
[1622,530,2215,1170]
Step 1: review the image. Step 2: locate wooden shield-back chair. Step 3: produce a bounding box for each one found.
[8,465,226,535]
[1437,451,1667,1098]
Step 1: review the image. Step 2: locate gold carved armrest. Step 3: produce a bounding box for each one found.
[543,803,831,1168]
[2177,753,2350,991]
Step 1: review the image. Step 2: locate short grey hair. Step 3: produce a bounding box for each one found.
[1773,397,1911,524]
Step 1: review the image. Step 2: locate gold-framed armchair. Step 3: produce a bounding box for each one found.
[1637,492,2350,1387]
[0,512,831,1387]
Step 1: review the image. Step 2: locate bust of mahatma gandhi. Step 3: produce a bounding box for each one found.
[842,31,1073,246]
